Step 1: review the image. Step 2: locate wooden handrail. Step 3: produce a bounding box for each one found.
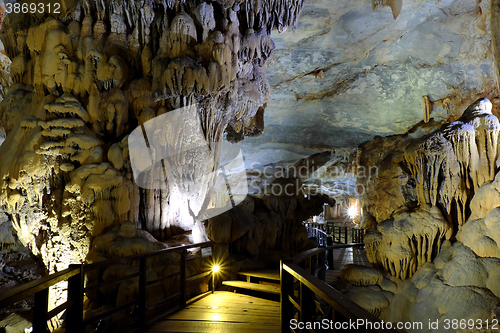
[291,243,362,265]
[281,243,397,333]
[83,271,141,292]
[0,267,80,308]
[283,262,395,332]
[0,240,215,333]
[83,240,214,271]
[291,247,325,264]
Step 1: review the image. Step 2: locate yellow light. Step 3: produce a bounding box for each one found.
[212,265,220,273]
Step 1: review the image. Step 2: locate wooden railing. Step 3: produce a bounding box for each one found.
[280,244,398,333]
[0,241,215,333]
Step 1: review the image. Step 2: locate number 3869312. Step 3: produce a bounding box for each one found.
[5,3,61,14]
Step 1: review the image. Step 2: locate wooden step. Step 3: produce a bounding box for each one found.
[222,281,281,295]
[237,270,280,282]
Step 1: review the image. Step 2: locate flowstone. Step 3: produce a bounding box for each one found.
[338,98,500,330]
[358,98,500,279]
[0,0,305,314]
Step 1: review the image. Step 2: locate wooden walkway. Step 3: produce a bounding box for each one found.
[148,247,371,333]
[329,244,370,271]
[147,291,280,333]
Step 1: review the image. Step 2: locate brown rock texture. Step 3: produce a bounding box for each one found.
[0,0,305,307]
[357,98,500,279]
[206,179,335,269]
[337,99,500,326]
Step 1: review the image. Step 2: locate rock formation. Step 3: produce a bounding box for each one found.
[239,0,498,160]
[0,0,304,267]
[0,0,305,314]
[336,98,500,329]
[206,178,335,271]
[358,98,500,279]
[338,241,500,330]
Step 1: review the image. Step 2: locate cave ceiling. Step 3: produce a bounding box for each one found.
[237,0,499,167]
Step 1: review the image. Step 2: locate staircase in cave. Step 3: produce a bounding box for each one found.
[222,248,364,299]
[222,270,281,298]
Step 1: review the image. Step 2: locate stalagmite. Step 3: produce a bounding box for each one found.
[364,205,452,280]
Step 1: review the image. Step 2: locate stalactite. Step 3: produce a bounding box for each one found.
[404,98,500,229]
[364,205,452,279]
[0,0,308,275]
[421,95,431,123]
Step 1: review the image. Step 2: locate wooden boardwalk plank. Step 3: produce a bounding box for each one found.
[237,269,280,281]
[222,281,281,294]
[148,292,280,333]
[148,321,280,333]
[148,248,370,333]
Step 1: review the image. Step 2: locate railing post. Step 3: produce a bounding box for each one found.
[180,249,187,306]
[67,264,84,333]
[300,282,314,325]
[310,254,317,276]
[344,227,348,244]
[318,248,326,282]
[33,288,49,333]
[280,259,293,333]
[138,257,147,327]
[327,236,334,270]
[299,257,306,270]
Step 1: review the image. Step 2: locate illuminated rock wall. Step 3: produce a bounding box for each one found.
[337,99,500,326]
[357,98,500,280]
[0,0,305,279]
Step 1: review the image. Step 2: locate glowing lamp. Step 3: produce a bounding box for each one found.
[212,264,220,293]
[347,204,357,220]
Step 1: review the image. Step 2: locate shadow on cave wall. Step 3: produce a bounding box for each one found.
[205,177,335,272]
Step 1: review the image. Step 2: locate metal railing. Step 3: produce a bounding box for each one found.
[306,226,329,246]
[0,241,215,333]
[280,244,397,333]
[305,222,365,244]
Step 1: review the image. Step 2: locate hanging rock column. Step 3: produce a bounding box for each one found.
[0,0,305,280]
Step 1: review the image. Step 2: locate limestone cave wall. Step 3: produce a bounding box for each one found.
[357,98,500,279]
[336,98,500,328]
[0,0,305,287]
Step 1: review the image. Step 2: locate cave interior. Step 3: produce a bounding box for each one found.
[1,0,500,332]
